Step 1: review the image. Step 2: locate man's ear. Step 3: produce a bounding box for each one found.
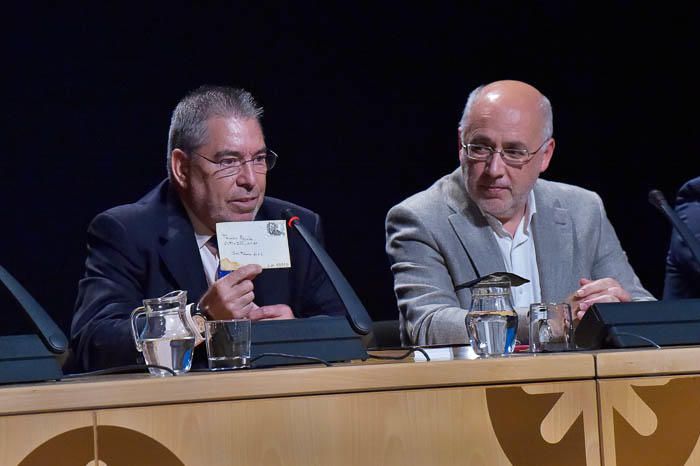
[539,138,555,173]
[457,129,465,164]
[170,149,190,189]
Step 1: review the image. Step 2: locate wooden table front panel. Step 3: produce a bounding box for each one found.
[0,411,95,466]
[95,380,600,466]
[598,374,700,466]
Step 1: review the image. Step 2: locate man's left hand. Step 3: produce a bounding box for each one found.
[570,277,632,319]
[247,304,295,321]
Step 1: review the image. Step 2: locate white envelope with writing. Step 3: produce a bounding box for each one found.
[216,220,291,271]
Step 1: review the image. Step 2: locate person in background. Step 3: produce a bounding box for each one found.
[663,176,700,299]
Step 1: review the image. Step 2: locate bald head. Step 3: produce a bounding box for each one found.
[458,80,553,141]
[456,80,556,226]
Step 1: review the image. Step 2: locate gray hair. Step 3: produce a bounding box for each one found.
[166,85,264,179]
[457,84,553,142]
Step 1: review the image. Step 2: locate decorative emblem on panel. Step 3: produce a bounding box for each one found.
[612,377,700,466]
[19,426,184,466]
[485,387,586,466]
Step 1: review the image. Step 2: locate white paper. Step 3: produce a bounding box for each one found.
[216,220,291,270]
[413,345,477,362]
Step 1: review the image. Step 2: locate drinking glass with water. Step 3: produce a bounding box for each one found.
[205,319,252,370]
[528,303,575,352]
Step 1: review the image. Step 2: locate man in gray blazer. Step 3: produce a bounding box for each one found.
[386,80,654,346]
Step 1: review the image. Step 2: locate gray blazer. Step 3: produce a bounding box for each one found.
[385,168,654,345]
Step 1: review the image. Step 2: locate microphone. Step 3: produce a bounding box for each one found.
[649,189,700,266]
[282,208,373,335]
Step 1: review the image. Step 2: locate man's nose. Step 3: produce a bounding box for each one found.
[485,151,507,176]
[235,160,257,187]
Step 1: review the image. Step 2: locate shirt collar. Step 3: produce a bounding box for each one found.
[523,189,537,234]
[483,189,538,238]
[181,200,216,249]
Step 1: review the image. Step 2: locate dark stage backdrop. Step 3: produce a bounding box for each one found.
[2,3,698,335]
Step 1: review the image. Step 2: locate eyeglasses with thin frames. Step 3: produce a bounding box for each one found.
[190,150,278,176]
[461,138,550,166]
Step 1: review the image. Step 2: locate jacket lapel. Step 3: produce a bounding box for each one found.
[532,182,574,302]
[158,187,208,303]
[445,168,505,278]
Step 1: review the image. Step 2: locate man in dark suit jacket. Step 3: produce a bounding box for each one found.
[664,176,700,299]
[69,86,343,371]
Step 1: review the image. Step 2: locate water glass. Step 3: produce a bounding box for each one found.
[205,319,252,370]
[528,303,575,352]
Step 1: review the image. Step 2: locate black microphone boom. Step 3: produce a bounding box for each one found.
[282,208,373,335]
[649,189,700,266]
[246,210,371,368]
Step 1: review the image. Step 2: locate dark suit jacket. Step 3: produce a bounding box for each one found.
[68,180,343,371]
[664,176,700,299]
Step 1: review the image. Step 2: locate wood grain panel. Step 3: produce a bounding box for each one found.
[595,347,700,378]
[598,374,700,466]
[96,380,599,466]
[0,352,594,416]
[0,410,94,466]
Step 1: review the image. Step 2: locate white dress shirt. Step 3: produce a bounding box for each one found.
[182,203,219,287]
[483,190,542,339]
[195,232,219,286]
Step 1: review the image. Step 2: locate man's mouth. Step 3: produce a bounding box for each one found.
[229,196,259,208]
[481,185,510,194]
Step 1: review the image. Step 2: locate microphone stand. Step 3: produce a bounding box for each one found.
[243,210,371,368]
[283,209,372,335]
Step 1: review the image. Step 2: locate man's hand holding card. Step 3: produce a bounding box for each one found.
[198,220,294,321]
[217,220,291,272]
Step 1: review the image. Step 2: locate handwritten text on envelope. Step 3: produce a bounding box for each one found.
[216,220,291,271]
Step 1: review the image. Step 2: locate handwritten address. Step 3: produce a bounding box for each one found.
[216,220,291,270]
